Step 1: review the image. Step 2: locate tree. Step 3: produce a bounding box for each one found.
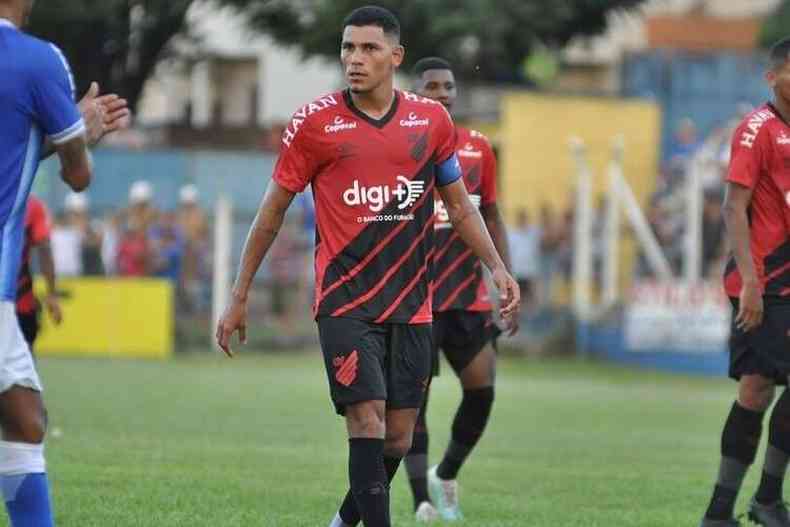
[760,0,790,49]
[221,0,648,83]
[27,0,196,113]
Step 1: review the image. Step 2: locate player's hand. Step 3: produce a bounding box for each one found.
[492,265,520,327]
[736,280,763,332]
[78,82,131,145]
[44,293,62,326]
[215,297,248,358]
[502,312,520,337]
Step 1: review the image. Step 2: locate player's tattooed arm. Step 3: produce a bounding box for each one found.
[723,181,762,332]
[216,181,296,357]
[55,134,92,191]
[438,179,520,318]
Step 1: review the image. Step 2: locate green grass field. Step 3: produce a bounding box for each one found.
[5,352,761,526]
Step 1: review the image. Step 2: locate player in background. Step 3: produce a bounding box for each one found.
[215,6,520,527]
[402,57,517,522]
[16,196,61,350]
[0,1,129,525]
[700,37,790,527]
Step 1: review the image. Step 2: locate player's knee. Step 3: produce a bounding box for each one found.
[346,403,386,438]
[739,376,776,411]
[384,433,413,459]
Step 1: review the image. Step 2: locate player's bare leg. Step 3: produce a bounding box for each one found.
[701,375,774,526]
[0,386,52,527]
[429,346,496,521]
[332,405,418,527]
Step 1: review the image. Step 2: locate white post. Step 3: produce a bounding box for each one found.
[602,136,624,309]
[684,156,703,284]
[212,195,233,337]
[570,137,593,321]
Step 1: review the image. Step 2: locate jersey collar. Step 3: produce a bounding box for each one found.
[0,18,17,29]
[343,89,400,129]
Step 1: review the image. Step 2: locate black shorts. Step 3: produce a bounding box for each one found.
[16,309,40,348]
[432,310,499,377]
[317,316,432,416]
[729,297,790,385]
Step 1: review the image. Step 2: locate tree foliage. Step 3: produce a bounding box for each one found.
[760,0,790,50]
[222,0,648,82]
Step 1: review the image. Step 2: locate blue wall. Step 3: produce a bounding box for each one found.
[622,50,771,160]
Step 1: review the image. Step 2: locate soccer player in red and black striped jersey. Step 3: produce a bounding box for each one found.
[402,57,517,522]
[16,195,62,350]
[700,37,790,527]
[215,7,520,527]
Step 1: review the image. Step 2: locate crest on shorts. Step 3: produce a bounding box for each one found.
[334,350,359,387]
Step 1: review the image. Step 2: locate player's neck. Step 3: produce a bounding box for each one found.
[0,8,22,28]
[349,82,396,120]
[772,97,790,125]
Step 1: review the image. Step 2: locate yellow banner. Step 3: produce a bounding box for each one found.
[34,278,173,359]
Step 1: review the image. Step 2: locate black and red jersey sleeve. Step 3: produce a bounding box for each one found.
[273,119,320,194]
[727,121,767,189]
[479,135,498,206]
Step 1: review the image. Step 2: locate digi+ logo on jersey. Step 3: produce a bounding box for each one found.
[343,176,425,212]
[325,116,358,134]
[400,112,430,128]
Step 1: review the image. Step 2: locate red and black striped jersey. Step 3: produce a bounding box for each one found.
[16,196,51,315]
[723,103,790,299]
[432,127,498,312]
[273,89,459,324]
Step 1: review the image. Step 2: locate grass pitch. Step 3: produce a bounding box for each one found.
[10,352,755,526]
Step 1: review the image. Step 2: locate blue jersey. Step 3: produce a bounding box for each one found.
[0,19,84,301]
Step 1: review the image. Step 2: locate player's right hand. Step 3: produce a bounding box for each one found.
[44,293,63,326]
[492,266,520,326]
[736,280,763,333]
[215,298,248,358]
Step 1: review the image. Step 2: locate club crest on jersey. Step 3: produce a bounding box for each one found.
[325,116,358,134]
[778,131,790,145]
[334,350,359,387]
[458,142,483,159]
[400,112,430,128]
[343,175,425,212]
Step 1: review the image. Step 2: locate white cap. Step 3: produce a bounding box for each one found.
[64,192,88,212]
[129,180,153,205]
[179,184,199,205]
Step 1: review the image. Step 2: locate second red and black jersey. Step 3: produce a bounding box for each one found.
[723,103,790,298]
[273,89,459,324]
[16,196,52,315]
[432,127,498,312]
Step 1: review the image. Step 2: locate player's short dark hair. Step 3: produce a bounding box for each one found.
[769,37,790,68]
[343,6,400,41]
[413,57,453,78]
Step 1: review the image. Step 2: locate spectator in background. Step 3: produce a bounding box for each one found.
[667,117,700,162]
[538,203,562,307]
[701,189,726,278]
[127,180,157,231]
[150,212,184,284]
[101,212,123,276]
[117,218,149,277]
[50,193,86,277]
[508,208,541,312]
[176,184,210,313]
[16,196,62,350]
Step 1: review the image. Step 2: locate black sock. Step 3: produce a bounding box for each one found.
[705,401,765,520]
[756,390,790,504]
[342,438,389,527]
[405,400,430,510]
[339,449,402,526]
[437,387,494,480]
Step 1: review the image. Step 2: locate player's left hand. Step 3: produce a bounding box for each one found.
[492,265,520,327]
[215,297,248,358]
[44,292,62,325]
[502,312,520,337]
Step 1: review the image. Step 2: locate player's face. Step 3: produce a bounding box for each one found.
[416,69,457,111]
[768,57,790,104]
[341,25,404,94]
